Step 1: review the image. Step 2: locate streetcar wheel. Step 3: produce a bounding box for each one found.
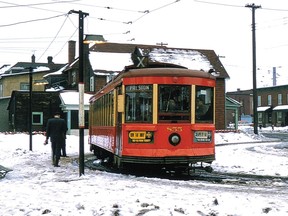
[205,166,213,173]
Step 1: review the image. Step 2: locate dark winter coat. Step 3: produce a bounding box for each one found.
[46,117,67,143]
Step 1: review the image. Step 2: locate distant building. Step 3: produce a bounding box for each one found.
[226,89,253,116]
[226,96,241,130]
[0,56,65,132]
[7,91,61,132]
[0,97,10,131]
[0,56,65,98]
[227,85,288,127]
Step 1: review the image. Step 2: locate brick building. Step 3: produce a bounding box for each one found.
[227,85,288,127]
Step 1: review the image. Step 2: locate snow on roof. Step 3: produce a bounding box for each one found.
[33,66,50,72]
[43,64,69,77]
[273,105,288,110]
[1,65,51,77]
[149,48,213,71]
[60,91,92,111]
[89,49,213,72]
[257,106,271,112]
[0,64,11,75]
[89,52,133,71]
[45,86,65,92]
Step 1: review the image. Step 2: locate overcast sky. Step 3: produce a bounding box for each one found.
[1,0,288,91]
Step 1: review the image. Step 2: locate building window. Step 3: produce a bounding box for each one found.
[72,71,76,86]
[258,112,263,124]
[276,111,282,124]
[267,95,272,106]
[257,95,261,106]
[32,112,43,125]
[278,94,282,105]
[0,83,3,97]
[20,82,29,90]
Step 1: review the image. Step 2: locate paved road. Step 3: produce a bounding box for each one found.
[261,131,288,141]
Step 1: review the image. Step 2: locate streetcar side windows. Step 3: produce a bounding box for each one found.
[125,85,153,123]
[195,86,213,123]
[158,85,190,122]
[92,91,114,126]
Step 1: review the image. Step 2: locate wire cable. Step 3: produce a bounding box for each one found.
[87,0,181,25]
[127,0,181,24]
[68,2,146,14]
[0,13,67,28]
[53,27,78,59]
[0,0,80,9]
[194,0,243,8]
[194,0,288,11]
[37,14,70,62]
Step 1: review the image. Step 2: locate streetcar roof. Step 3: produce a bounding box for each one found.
[89,42,229,79]
[89,49,213,73]
[122,67,216,79]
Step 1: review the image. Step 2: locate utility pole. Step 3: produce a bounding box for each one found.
[245,3,261,134]
[69,10,89,176]
[29,66,33,151]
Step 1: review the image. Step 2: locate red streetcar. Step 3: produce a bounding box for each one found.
[89,64,216,173]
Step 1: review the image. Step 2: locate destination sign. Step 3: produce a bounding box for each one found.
[126,85,152,92]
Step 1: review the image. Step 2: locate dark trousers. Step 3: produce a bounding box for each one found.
[61,140,67,157]
[51,141,62,166]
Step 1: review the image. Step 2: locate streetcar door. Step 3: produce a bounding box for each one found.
[115,86,123,156]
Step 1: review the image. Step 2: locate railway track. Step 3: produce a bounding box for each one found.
[84,156,288,187]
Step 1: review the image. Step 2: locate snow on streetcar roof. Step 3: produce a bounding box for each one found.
[89,48,213,72]
[148,48,213,71]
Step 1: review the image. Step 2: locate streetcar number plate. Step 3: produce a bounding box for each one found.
[194,131,212,142]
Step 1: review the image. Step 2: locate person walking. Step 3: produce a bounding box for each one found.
[45,112,67,167]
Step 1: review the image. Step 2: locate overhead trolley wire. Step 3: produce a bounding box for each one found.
[53,27,78,59]
[69,2,146,14]
[194,0,288,11]
[0,13,67,28]
[0,0,80,9]
[37,13,70,62]
[87,0,181,25]
[0,0,182,61]
[123,0,181,24]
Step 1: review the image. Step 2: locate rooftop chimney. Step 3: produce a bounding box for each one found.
[272,67,276,86]
[31,54,35,63]
[68,40,76,64]
[47,56,53,64]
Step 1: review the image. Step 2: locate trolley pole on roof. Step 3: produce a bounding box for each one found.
[69,9,89,176]
[245,3,261,134]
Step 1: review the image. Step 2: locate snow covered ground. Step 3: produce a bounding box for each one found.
[0,126,287,216]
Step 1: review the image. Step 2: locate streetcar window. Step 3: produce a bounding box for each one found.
[195,86,213,123]
[125,85,153,123]
[91,91,114,126]
[158,85,190,122]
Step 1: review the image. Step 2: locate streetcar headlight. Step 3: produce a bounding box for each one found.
[169,133,181,146]
[194,131,212,143]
